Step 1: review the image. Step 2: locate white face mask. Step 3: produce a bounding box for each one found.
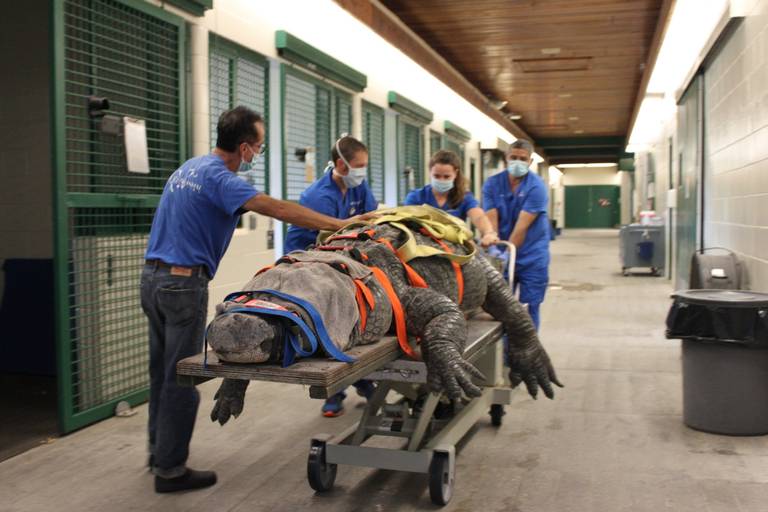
[334,167,367,188]
[431,177,454,193]
[335,137,367,188]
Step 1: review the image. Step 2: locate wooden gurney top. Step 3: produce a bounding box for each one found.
[177,317,502,398]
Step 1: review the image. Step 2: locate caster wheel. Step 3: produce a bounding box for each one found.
[622,267,629,276]
[307,440,337,492]
[429,451,454,506]
[490,404,505,427]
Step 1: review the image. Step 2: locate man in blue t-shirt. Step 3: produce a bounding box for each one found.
[482,139,550,330]
[142,106,370,494]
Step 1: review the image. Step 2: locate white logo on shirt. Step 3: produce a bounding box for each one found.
[169,166,202,193]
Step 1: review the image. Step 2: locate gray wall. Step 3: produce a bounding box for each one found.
[0,1,53,296]
[703,2,768,290]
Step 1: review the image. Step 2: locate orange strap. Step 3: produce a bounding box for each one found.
[352,279,375,332]
[419,228,463,304]
[369,266,417,359]
[374,238,428,289]
[254,264,274,276]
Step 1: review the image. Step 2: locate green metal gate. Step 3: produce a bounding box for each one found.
[283,67,352,201]
[397,116,424,203]
[52,0,187,432]
[362,101,385,202]
[209,34,269,191]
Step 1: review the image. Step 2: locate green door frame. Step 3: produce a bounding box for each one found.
[51,0,187,433]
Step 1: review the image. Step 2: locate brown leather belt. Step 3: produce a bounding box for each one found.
[145,259,210,278]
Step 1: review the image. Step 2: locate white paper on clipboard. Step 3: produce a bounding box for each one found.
[124,117,150,174]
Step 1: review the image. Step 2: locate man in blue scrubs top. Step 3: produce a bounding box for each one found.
[284,136,378,417]
[482,139,550,330]
[284,136,378,253]
[142,107,369,493]
[405,149,498,247]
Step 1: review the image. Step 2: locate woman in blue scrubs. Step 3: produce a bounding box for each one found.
[404,150,498,247]
[284,136,378,417]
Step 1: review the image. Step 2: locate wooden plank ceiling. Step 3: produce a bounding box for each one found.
[379,0,667,163]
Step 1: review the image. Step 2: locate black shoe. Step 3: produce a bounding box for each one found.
[155,469,217,493]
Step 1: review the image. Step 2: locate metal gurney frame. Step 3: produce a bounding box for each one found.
[177,316,513,506]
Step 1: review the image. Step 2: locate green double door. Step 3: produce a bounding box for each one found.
[565,185,620,228]
[53,0,187,432]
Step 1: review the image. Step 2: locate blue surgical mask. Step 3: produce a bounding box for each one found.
[431,177,454,194]
[238,145,261,173]
[507,160,529,178]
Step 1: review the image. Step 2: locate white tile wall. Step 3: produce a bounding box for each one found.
[0,1,54,296]
[704,0,768,291]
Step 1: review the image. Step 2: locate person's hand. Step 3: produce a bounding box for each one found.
[348,211,380,224]
[480,232,500,247]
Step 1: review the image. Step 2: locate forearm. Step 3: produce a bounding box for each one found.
[469,208,495,236]
[485,209,499,233]
[509,227,527,248]
[245,194,343,231]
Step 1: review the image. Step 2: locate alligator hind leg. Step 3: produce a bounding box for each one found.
[400,287,485,401]
[476,256,562,399]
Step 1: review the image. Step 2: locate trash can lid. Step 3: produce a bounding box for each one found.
[672,289,768,307]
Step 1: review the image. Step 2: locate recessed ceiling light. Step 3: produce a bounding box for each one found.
[574,129,585,134]
[569,116,580,121]
[508,114,523,120]
[558,93,573,98]
[541,47,561,55]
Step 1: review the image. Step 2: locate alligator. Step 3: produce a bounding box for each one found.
[207,213,562,424]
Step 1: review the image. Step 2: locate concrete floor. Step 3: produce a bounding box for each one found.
[2,229,768,511]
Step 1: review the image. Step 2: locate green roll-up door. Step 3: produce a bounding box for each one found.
[284,72,317,201]
[336,93,352,137]
[430,130,442,158]
[209,35,268,192]
[362,102,385,202]
[53,0,186,432]
[398,117,424,203]
[284,68,355,200]
[315,87,332,178]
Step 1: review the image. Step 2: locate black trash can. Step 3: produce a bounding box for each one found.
[666,289,768,435]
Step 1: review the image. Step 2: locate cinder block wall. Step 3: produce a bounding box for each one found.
[0,1,54,296]
[704,0,768,290]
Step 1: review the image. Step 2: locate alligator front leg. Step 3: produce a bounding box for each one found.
[210,378,249,425]
[401,287,485,400]
[477,256,563,399]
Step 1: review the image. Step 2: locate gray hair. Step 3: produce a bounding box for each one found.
[507,139,534,157]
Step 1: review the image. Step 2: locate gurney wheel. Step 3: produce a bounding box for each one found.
[307,440,336,492]
[429,452,454,506]
[490,404,505,427]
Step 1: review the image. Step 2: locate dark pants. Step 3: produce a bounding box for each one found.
[140,264,209,476]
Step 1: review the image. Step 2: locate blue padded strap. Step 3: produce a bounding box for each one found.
[253,289,357,364]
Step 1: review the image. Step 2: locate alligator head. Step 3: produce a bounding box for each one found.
[206,302,282,363]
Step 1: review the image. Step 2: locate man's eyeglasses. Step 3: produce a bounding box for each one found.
[245,142,266,155]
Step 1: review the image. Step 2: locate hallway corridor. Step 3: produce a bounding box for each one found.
[1,230,767,512]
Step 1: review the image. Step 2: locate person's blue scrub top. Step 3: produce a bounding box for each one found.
[284,169,378,253]
[482,170,550,272]
[403,185,479,221]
